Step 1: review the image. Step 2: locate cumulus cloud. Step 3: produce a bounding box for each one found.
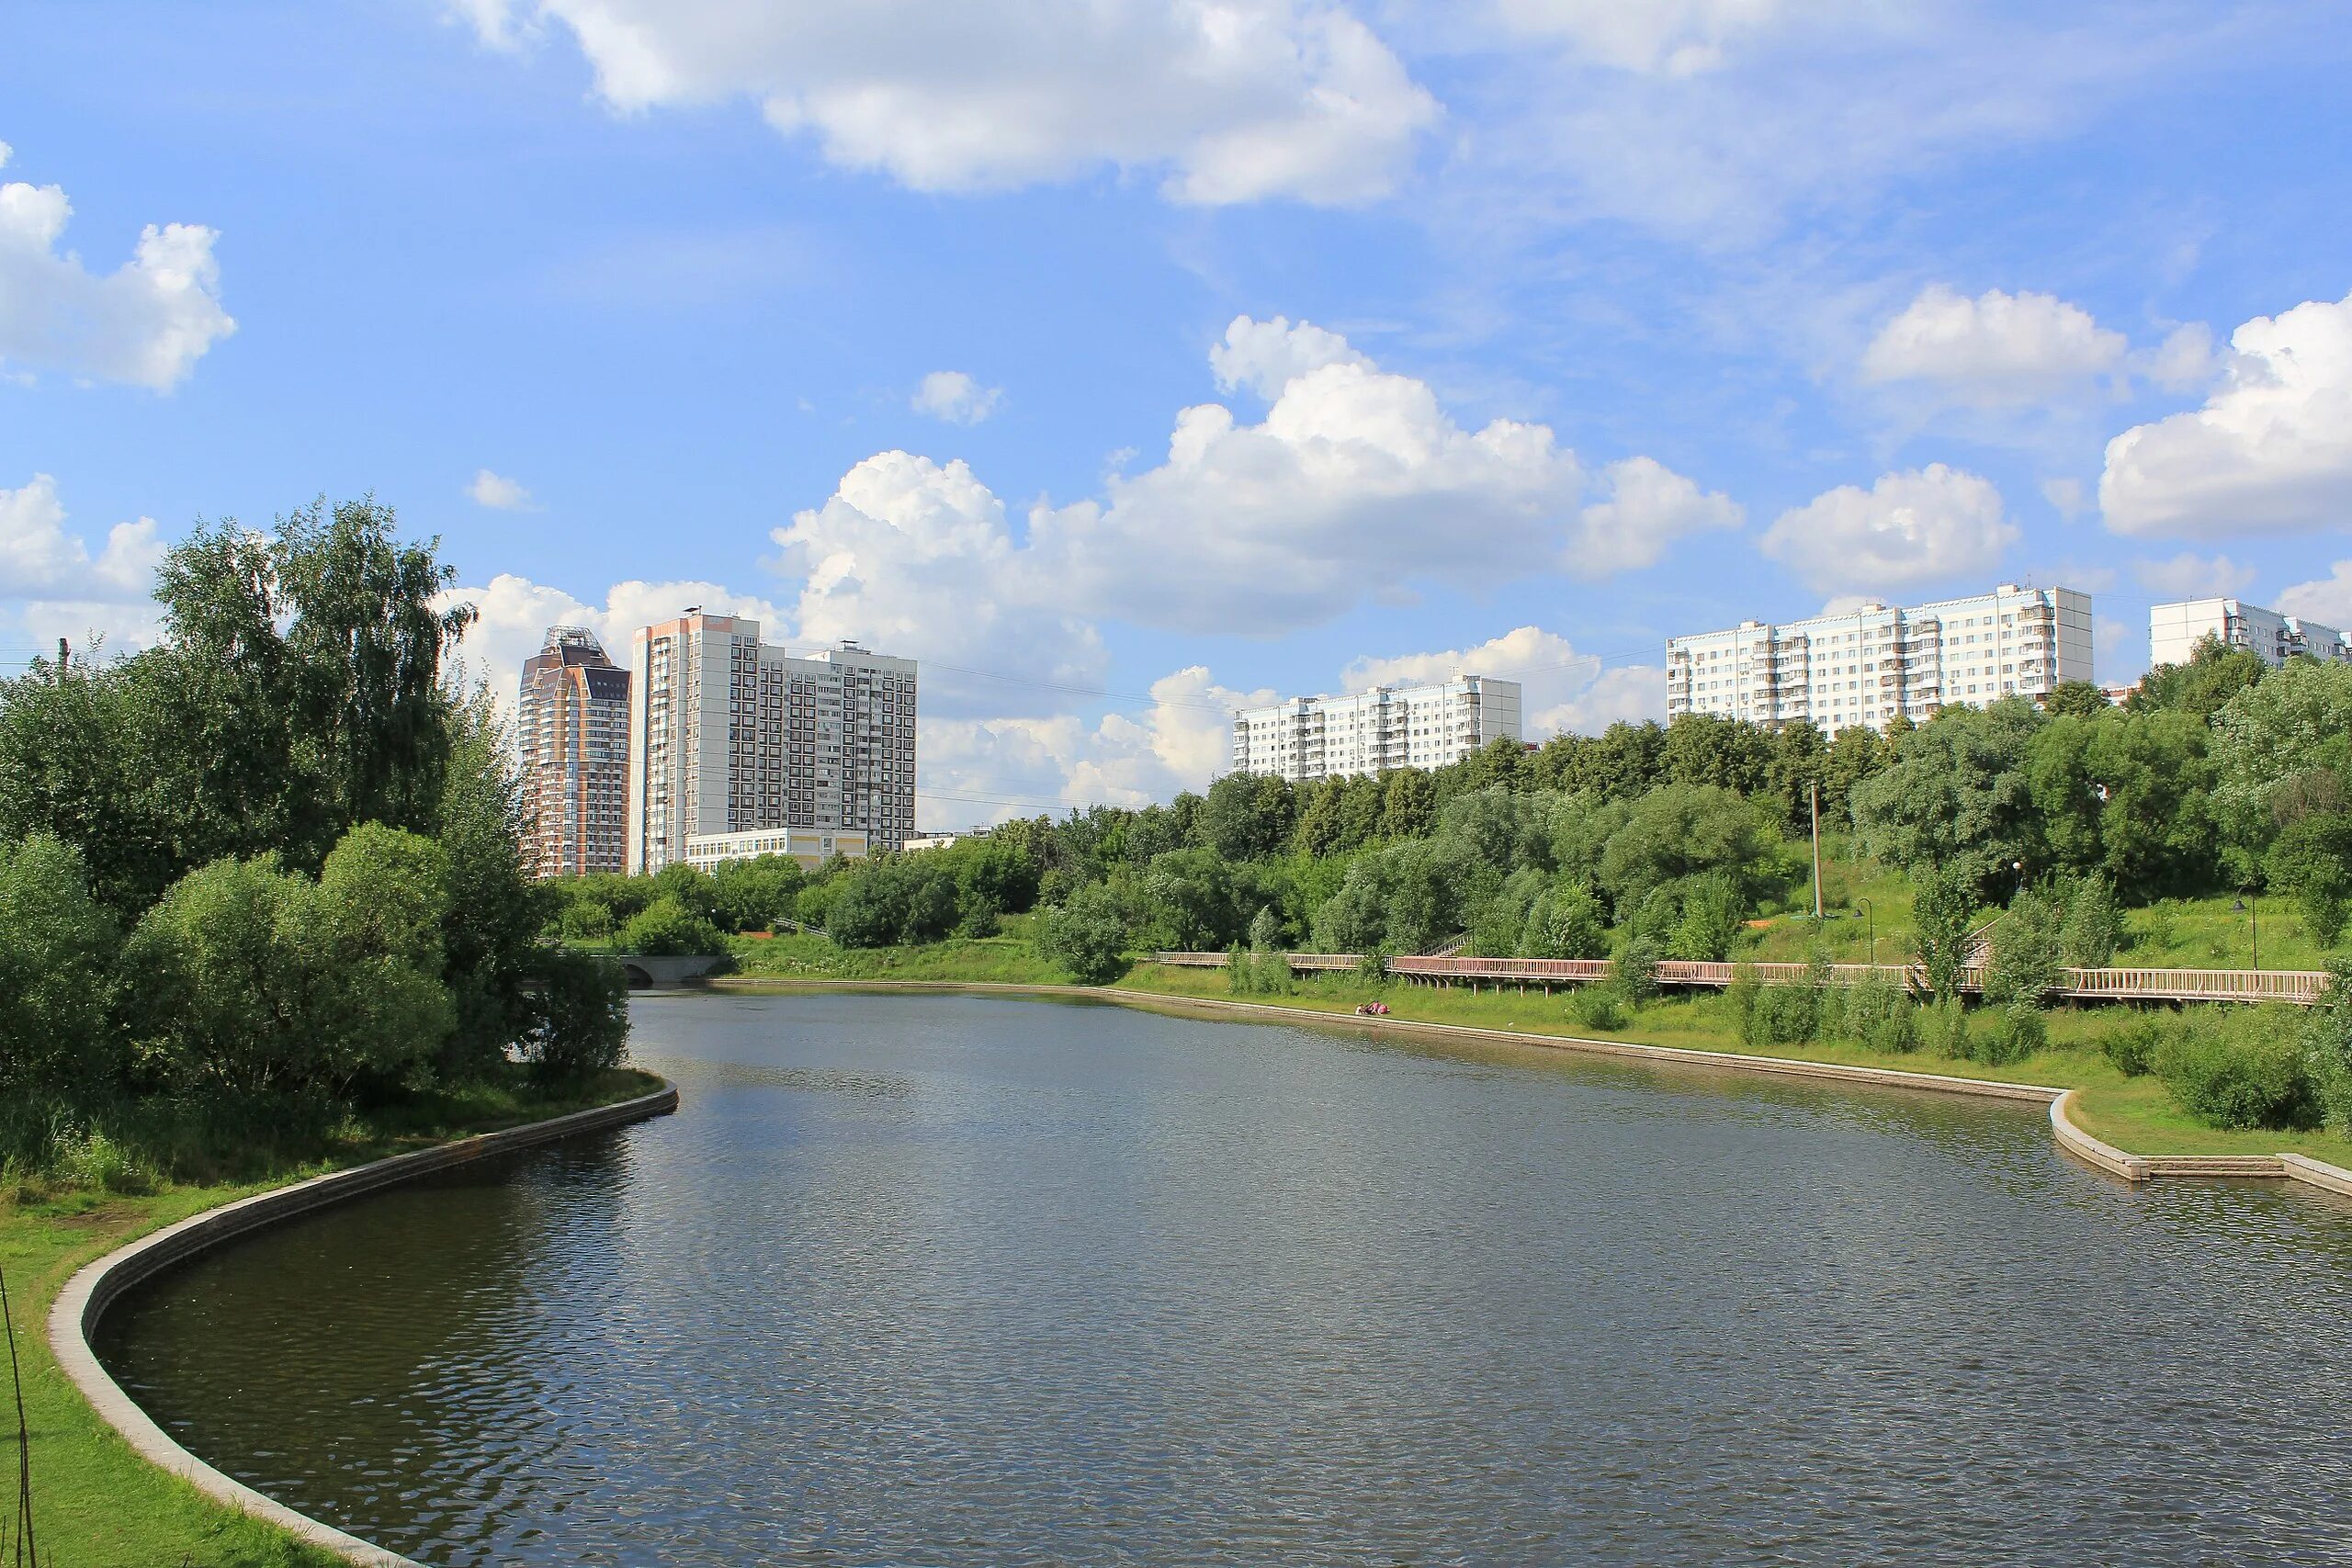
[910,370,1001,424]
[2100,288,2352,537]
[437,571,791,709]
[468,468,535,510]
[1760,464,2018,595]
[1208,312,1368,398]
[1573,456,1743,576]
[2278,562,2352,628]
[1860,285,2126,401]
[1340,623,1661,737]
[2132,551,2255,601]
[771,450,1105,713]
[0,144,235,389]
[0,472,167,652]
[455,1,1438,206]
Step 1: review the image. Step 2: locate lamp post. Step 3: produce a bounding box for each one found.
[1856,897,1877,968]
[2233,895,2260,971]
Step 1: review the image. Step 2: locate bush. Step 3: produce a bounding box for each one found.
[956,895,1003,939]
[1973,1000,2047,1066]
[1668,873,1744,963]
[620,895,728,956]
[1611,936,1662,1001]
[520,947,631,1081]
[1927,996,1971,1059]
[1984,886,2063,1004]
[2103,1016,2163,1077]
[1520,879,1608,960]
[0,832,121,1100]
[1569,985,1626,1032]
[2299,958,2352,1134]
[2154,1010,2321,1131]
[1037,883,1128,985]
[1842,970,1917,1055]
[1744,982,1820,1047]
[559,898,615,941]
[2059,873,2123,966]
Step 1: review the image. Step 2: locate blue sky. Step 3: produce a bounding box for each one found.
[6,1,2351,823]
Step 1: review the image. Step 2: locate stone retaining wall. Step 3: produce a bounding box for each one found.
[48,1080,681,1568]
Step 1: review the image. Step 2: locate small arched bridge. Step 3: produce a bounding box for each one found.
[612,953,729,989]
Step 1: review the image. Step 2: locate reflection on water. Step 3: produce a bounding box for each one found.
[99,993,2352,1566]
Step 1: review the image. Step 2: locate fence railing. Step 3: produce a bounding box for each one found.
[1147,952,2332,1005]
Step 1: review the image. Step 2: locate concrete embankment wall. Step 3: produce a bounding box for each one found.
[48,1080,680,1568]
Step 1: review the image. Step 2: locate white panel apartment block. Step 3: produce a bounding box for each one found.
[2149,598,2351,671]
[1230,675,1524,784]
[628,612,917,873]
[1666,583,2093,739]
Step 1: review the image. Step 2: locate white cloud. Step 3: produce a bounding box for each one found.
[0,473,167,654]
[438,571,790,709]
[1760,464,2018,595]
[1340,623,1659,737]
[1573,456,1743,576]
[1031,315,1721,632]
[910,370,1001,424]
[0,145,234,389]
[2132,551,2255,601]
[1860,285,2126,402]
[2041,476,2087,520]
[2136,321,2217,393]
[2100,289,2352,537]
[771,451,1104,713]
[468,468,535,510]
[2278,562,2352,628]
[1493,0,1809,75]
[457,1,1439,206]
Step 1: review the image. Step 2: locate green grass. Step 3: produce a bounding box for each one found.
[0,1067,662,1568]
[2118,895,2337,972]
[725,919,1069,985]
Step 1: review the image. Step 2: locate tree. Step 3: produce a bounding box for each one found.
[1668,872,1745,963]
[1911,863,1978,1002]
[435,696,549,1077]
[1661,712,1773,797]
[1201,772,1295,862]
[1377,767,1436,840]
[1596,784,1772,910]
[712,854,808,932]
[1850,702,2043,899]
[1984,885,2064,1004]
[1141,846,1241,950]
[2041,679,2110,718]
[1036,883,1128,983]
[2211,660,2352,881]
[519,948,631,1082]
[2268,812,2352,948]
[621,896,728,955]
[2058,873,2123,967]
[2130,633,2265,722]
[2301,957,2352,1134]
[0,833,121,1100]
[1519,879,1607,959]
[1438,784,1553,874]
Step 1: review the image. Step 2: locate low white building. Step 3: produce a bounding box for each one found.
[2149,597,2350,670]
[682,827,869,872]
[1232,675,1522,783]
[1667,583,2094,738]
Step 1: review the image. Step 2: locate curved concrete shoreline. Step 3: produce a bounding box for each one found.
[47,1079,681,1568]
[709,976,2352,1198]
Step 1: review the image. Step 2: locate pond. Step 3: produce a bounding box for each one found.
[98,992,2352,1565]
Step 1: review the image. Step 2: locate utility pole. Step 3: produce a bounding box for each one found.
[1810,779,1824,922]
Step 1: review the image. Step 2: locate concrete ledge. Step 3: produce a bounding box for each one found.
[2048,1090,2149,1182]
[47,1080,680,1568]
[2282,1153,2352,1198]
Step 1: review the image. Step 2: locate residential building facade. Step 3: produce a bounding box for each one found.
[516,626,630,878]
[1231,675,1523,783]
[626,612,916,874]
[1667,583,2094,739]
[683,827,869,872]
[2149,597,2351,670]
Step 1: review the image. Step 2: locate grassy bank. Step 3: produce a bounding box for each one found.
[724,914,1066,985]
[1,1067,662,1568]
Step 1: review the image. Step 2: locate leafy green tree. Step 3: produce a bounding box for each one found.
[2057,872,2123,966]
[519,948,631,1082]
[1519,879,1607,959]
[1036,883,1129,983]
[826,858,960,948]
[2086,708,2219,899]
[2041,680,2110,718]
[950,835,1040,915]
[1984,885,2064,1004]
[1312,839,1466,955]
[1470,865,1548,957]
[1438,784,1555,874]
[652,863,723,925]
[1911,863,1978,1002]
[315,823,458,1095]
[1668,872,1745,963]
[621,896,729,955]
[1661,712,1774,797]
[435,697,549,1077]
[2209,659,2352,878]
[1851,702,2043,898]
[0,833,121,1100]
[1289,777,1347,859]
[1140,846,1241,950]
[1201,772,1295,862]
[1596,783,1772,909]
[2267,811,2352,948]
[2130,634,2265,722]
[2301,958,2352,1134]
[1377,767,1436,840]
[712,854,808,932]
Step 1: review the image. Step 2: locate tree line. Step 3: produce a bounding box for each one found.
[0,500,628,1185]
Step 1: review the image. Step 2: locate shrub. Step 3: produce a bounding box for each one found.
[1842,970,1917,1055]
[1973,1000,2047,1066]
[620,895,728,956]
[519,947,630,1081]
[1744,982,1820,1047]
[0,832,121,1100]
[2059,873,2123,966]
[1037,883,1128,985]
[1569,984,1626,1032]
[2155,1010,2321,1131]
[956,895,1003,940]
[1927,996,1971,1059]
[559,899,615,941]
[2103,1016,2163,1077]
[1668,873,1744,963]
[2299,958,2352,1134]
[1985,886,2063,1004]
[1612,936,1662,1002]
[1521,880,1608,960]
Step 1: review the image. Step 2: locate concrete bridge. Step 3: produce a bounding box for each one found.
[612,953,729,988]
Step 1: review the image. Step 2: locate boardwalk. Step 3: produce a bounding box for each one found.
[1150,952,2332,1006]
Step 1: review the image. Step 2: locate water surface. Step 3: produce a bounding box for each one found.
[100,993,2352,1565]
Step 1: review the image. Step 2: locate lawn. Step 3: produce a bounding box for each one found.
[1,1068,662,1568]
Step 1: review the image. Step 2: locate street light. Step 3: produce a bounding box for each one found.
[2233,895,2260,971]
[1856,897,1877,967]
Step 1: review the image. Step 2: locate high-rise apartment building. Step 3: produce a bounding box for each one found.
[1667,583,2093,739]
[516,626,630,878]
[2149,597,2350,670]
[1231,675,1523,784]
[626,613,916,874]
